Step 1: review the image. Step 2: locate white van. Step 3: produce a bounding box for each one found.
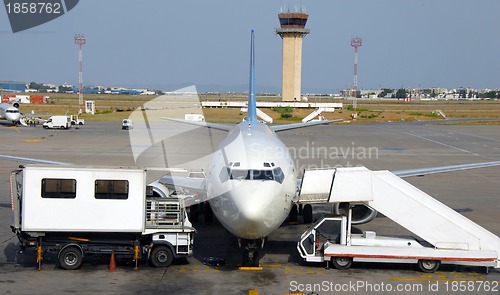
[43,116,71,129]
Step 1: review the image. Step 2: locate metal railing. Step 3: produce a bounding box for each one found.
[145,198,185,228]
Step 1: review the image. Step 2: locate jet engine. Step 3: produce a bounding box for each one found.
[334,202,377,225]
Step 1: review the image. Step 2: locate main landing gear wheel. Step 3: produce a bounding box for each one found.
[331,257,352,270]
[303,204,313,224]
[418,259,440,273]
[289,204,298,223]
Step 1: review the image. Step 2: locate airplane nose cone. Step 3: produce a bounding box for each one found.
[7,113,20,123]
[229,182,285,239]
[239,201,263,223]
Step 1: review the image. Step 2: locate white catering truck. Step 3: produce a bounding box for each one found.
[43,115,71,129]
[10,165,195,270]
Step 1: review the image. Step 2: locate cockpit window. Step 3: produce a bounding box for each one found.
[230,169,251,180]
[252,170,274,180]
[273,167,285,184]
[219,167,230,183]
[7,110,19,113]
[219,167,285,183]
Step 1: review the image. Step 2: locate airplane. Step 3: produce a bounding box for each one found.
[0,102,21,125]
[159,31,500,266]
[1,31,499,267]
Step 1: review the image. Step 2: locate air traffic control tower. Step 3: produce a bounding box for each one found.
[276,12,310,102]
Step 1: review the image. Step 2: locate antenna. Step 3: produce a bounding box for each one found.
[351,36,362,113]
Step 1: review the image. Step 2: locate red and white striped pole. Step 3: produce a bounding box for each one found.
[74,34,86,114]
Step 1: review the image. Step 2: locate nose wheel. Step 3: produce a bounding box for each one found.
[240,238,263,267]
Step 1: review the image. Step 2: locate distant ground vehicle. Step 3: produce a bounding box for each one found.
[70,115,85,125]
[122,119,133,130]
[43,116,71,129]
[184,114,205,122]
[10,165,195,270]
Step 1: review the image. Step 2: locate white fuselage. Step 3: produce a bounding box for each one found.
[0,103,21,124]
[206,121,297,240]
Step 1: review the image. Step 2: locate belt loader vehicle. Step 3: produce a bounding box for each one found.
[10,165,195,270]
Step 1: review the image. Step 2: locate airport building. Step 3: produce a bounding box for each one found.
[0,81,26,92]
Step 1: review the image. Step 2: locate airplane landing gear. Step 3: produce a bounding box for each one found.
[240,238,263,267]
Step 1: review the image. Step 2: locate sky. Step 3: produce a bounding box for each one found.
[1,0,500,93]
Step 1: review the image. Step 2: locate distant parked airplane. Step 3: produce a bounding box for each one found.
[0,103,21,125]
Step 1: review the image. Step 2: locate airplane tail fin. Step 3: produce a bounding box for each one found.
[247,30,257,123]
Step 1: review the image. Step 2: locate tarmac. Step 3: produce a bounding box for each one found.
[0,120,499,294]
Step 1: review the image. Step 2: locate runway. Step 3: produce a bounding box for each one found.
[0,121,499,294]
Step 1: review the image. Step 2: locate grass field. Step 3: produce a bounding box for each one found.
[18,93,500,125]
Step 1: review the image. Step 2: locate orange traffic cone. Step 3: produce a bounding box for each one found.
[108,250,117,272]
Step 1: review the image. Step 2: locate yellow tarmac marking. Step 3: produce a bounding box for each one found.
[23,134,56,143]
[24,139,43,142]
[260,263,282,268]
[239,266,263,271]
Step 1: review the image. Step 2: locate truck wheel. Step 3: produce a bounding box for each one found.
[331,257,352,270]
[418,259,440,273]
[59,246,83,270]
[150,246,173,268]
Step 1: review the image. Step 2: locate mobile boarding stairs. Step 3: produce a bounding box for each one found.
[296,167,500,271]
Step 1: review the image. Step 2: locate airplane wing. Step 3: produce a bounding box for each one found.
[161,117,233,131]
[159,175,206,193]
[393,161,500,178]
[271,119,343,132]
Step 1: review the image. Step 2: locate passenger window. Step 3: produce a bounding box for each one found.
[95,180,129,199]
[41,178,76,199]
